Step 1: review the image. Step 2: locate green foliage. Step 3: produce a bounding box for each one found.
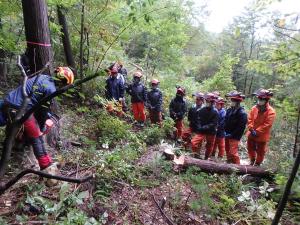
[96,111,131,146]
[140,118,174,145]
[200,55,238,95]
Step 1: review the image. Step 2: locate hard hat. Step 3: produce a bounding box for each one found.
[253,89,273,99]
[204,93,218,102]
[216,97,226,104]
[54,67,74,85]
[193,92,204,99]
[225,91,245,101]
[151,79,160,85]
[133,71,142,78]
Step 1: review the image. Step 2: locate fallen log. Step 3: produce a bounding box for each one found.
[163,149,274,178]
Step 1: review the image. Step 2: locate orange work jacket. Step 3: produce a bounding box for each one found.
[247,103,276,142]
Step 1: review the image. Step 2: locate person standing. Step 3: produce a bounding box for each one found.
[191,93,218,159]
[212,97,226,158]
[126,71,147,127]
[182,92,204,149]
[169,86,187,141]
[147,79,163,125]
[247,89,276,166]
[224,91,247,164]
[105,66,125,102]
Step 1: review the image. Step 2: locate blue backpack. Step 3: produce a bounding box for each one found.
[0,99,7,126]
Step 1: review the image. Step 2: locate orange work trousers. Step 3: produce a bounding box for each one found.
[149,110,162,125]
[132,102,146,122]
[182,127,193,149]
[212,137,225,158]
[191,133,216,159]
[174,119,184,139]
[247,138,268,165]
[225,138,240,164]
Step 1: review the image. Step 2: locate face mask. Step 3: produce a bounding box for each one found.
[230,101,237,107]
[206,102,213,107]
[133,77,140,83]
[257,99,266,106]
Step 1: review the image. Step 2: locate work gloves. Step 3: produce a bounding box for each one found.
[250,129,257,137]
[225,133,232,138]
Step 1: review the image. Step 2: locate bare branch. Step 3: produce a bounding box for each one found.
[274,24,300,32]
[152,192,176,225]
[0,168,94,194]
[274,29,300,42]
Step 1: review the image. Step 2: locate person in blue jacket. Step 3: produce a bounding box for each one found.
[2,67,74,181]
[224,91,248,164]
[212,97,226,158]
[105,66,125,101]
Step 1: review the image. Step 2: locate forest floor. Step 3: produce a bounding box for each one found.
[0,106,298,225]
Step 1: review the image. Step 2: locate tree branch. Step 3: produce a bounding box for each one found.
[0,169,94,195]
[152,192,175,225]
[274,29,300,42]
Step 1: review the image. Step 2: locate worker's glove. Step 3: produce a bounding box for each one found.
[201,125,209,130]
[225,133,232,138]
[250,130,257,137]
[41,119,54,135]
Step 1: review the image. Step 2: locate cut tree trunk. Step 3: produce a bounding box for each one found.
[163,149,274,178]
[21,0,53,75]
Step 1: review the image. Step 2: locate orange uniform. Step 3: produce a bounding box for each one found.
[247,103,276,165]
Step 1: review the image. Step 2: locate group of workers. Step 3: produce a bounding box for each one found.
[106,64,276,166]
[0,60,276,187]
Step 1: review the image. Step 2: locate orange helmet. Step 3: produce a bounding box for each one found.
[151,79,160,85]
[54,67,74,85]
[133,71,142,78]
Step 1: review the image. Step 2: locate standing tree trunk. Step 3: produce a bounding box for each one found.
[293,106,300,158]
[21,0,53,75]
[79,0,85,81]
[57,6,76,72]
[0,18,8,84]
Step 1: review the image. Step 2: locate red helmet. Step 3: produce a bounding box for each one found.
[253,89,273,99]
[225,91,245,101]
[176,87,185,95]
[54,67,74,85]
[151,79,160,85]
[193,92,204,99]
[204,93,218,102]
[216,97,226,104]
[133,71,142,78]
